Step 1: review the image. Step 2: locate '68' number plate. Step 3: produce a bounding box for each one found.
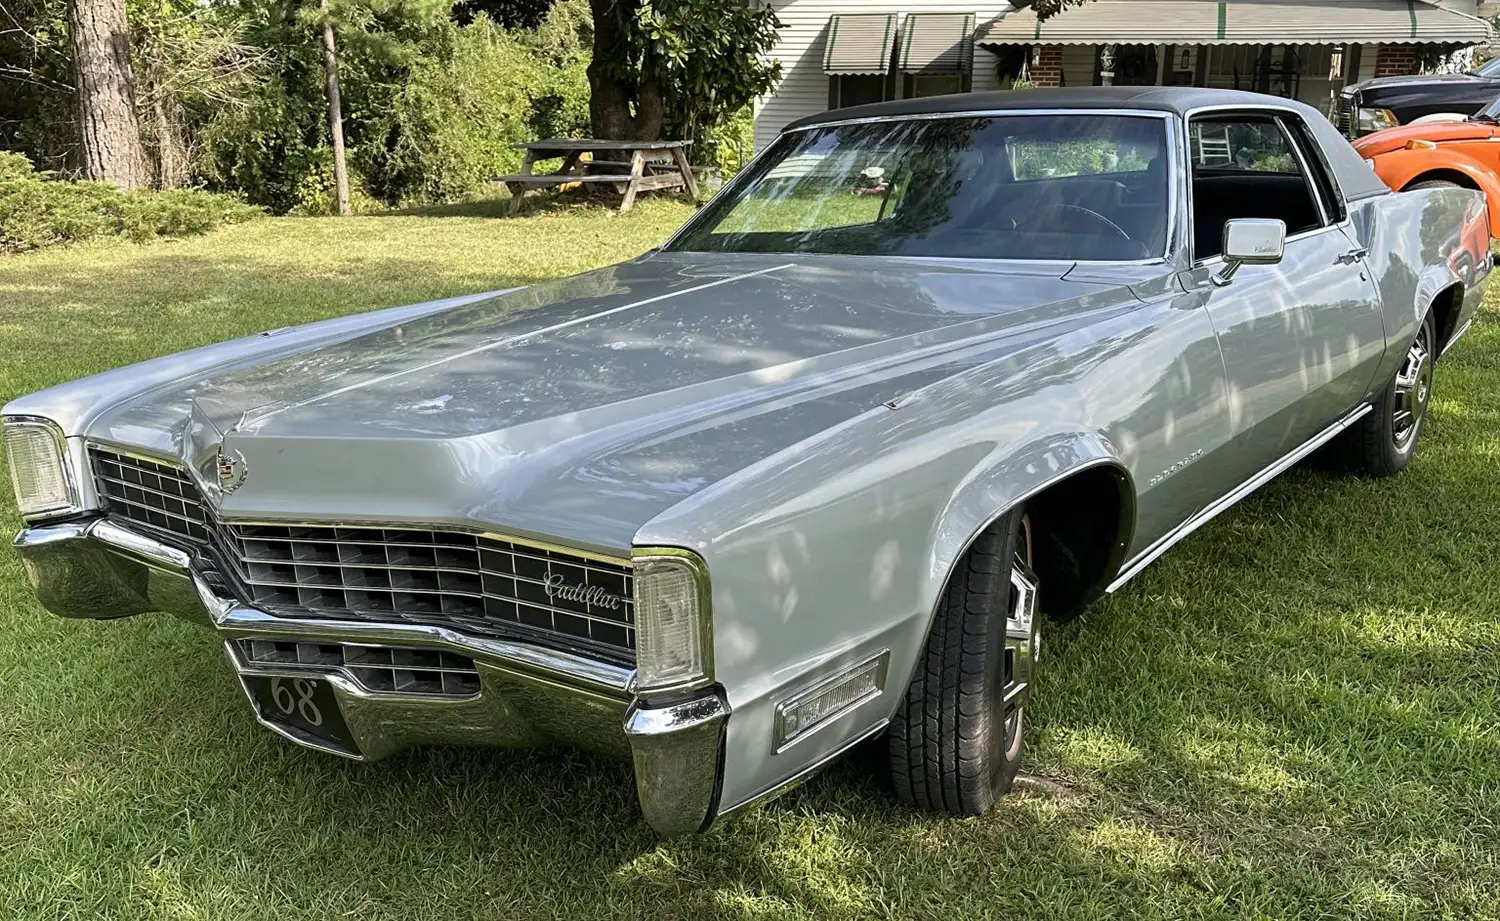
[242,675,360,756]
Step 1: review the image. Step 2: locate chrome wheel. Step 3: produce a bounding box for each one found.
[994,519,1037,775]
[1393,323,1434,452]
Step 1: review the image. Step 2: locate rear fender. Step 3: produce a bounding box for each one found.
[1358,183,1486,387]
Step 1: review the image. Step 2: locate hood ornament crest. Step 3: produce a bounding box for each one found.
[216,449,248,493]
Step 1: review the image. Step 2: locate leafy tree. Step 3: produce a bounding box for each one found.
[130,0,267,188]
[1014,0,1094,17]
[0,0,75,171]
[586,0,780,141]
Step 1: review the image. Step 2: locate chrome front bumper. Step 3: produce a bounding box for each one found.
[13,517,728,836]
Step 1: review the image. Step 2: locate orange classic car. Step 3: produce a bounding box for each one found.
[1354,107,1500,284]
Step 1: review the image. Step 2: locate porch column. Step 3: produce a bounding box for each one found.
[1099,43,1117,85]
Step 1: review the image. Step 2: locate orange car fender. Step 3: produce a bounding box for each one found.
[1368,148,1500,237]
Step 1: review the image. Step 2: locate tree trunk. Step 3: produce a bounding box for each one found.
[68,0,148,188]
[587,0,634,139]
[320,0,351,216]
[632,79,664,141]
[585,0,664,140]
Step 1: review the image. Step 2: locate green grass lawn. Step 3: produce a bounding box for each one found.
[1,203,1498,920]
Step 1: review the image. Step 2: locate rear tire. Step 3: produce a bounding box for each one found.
[1339,312,1435,477]
[887,508,1038,816]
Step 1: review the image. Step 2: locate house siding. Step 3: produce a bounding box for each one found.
[754,1,1008,150]
[753,1,1492,150]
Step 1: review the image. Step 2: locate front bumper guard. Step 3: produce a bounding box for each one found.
[14,517,728,836]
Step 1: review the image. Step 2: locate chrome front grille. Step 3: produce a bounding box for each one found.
[237,638,482,697]
[90,447,210,543]
[87,447,635,663]
[218,524,635,659]
[1336,94,1354,136]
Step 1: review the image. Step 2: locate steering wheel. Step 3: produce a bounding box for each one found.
[1031,204,1131,241]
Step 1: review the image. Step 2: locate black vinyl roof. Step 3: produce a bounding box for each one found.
[782,87,1304,133]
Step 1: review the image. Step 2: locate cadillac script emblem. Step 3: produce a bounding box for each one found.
[544,573,622,610]
[216,449,248,493]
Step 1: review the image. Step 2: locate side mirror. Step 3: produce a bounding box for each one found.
[1213,218,1287,287]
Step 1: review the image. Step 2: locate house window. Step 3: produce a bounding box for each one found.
[831,74,891,108]
[909,74,965,97]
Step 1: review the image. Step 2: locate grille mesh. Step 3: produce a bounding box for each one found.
[238,638,482,697]
[88,447,635,661]
[1336,94,1354,136]
[219,523,635,655]
[91,447,210,543]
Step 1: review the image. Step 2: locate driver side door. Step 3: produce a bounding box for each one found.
[1180,109,1387,487]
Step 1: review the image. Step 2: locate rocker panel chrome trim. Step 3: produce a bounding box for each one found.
[1107,403,1373,592]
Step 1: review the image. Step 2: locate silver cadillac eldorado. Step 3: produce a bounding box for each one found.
[5,89,1490,835]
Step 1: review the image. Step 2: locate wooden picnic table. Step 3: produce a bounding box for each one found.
[495,138,699,215]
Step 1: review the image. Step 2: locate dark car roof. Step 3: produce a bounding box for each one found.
[783,86,1305,132]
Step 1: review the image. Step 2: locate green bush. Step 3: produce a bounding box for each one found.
[363,5,594,207]
[0,151,259,253]
[364,22,538,205]
[705,105,754,178]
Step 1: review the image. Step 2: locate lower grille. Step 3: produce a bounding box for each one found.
[90,447,209,543]
[237,638,481,697]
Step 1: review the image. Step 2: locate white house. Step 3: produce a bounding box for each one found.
[750,0,1497,149]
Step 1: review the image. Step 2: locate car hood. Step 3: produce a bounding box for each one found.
[1353,120,1500,156]
[88,252,1146,552]
[1351,72,1484,93]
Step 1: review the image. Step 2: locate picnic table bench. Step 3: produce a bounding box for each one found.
[494,138,699,215]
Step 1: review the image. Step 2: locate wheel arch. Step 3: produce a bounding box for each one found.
[936,452,1138,625]
[1394,159,1500,238]
[1426,281,1466,356]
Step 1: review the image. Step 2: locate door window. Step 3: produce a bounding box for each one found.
[1187,113,1330,260]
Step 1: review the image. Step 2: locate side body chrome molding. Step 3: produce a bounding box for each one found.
[1106,402,1373,593]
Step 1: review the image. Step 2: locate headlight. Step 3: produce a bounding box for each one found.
[1356,107,1399,135]
[632,548,713,694]
[3,416,79,519]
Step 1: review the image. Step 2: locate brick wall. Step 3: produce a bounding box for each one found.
[1030,45,1065,87]
[1374,44,1420,77]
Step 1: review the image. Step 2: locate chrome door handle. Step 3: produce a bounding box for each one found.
[1338,247,1369,264]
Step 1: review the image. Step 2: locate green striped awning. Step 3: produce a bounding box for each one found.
[823,13,898,75]
[899,13,977,74]
[977,0,1492,46]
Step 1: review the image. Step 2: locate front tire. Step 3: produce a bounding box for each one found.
[887,509,1038,816]
[1341,312,1436,477]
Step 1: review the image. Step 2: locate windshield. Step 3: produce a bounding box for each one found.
[666,114,1170,261]
[1477,92,1500,121]
[1474,57,1500,78]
